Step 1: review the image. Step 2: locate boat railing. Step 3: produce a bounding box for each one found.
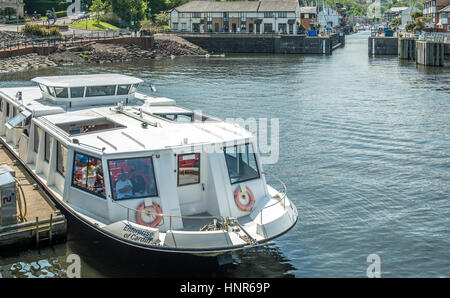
[259,173,288,225]
[112,174,289,231]
[112,200,225,232]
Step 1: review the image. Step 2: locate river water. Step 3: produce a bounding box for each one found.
[0,31,449,278]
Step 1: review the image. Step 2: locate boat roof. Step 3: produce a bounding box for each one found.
[39,105,252,154]
[0,82,253,155]
[31,74,143,88]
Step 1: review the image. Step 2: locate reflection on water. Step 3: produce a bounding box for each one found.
[0,32,449,277]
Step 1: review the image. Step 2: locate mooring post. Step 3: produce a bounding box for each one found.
[49,213,53,245]
[35,216,39,248]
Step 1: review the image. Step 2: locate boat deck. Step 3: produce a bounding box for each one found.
[0,144,67,251]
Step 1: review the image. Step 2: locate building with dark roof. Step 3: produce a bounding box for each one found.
[169,0,300,34]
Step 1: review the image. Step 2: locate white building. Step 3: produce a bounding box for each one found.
[317,7,341,30]
[401,7,420,26]
[169,0,300,34]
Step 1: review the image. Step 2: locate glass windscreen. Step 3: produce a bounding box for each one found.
[224,143,260,184]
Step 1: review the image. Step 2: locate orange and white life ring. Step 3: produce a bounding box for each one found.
[234,186,255,211]
[135,202,162,228]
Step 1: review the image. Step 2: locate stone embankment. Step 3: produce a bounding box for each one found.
[0,32,208,73]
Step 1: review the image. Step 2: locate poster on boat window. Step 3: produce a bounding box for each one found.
[104,220,160,246]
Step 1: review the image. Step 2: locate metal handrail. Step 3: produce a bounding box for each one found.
[259,173,288,225]
[113,200,225,231]
[112,173,289,230]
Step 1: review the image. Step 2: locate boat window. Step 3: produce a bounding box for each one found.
[47,86,55,97]
[54,87,69,98]
[130,83,139,94]
[33,125,40,153]
[157,114,193,122]
[108,156,158,200]
[117,84,131,95]
[44,132,52,162]
[38,84,46,93]
[70,87,85,98]
[6,103,9,117]
[72,152,105,198]
[178,153,200,186]
[56,141,68,177]
[0,99,2,112]
[5,110,31,130]
[86,86,116,97]
[224,143,260,184]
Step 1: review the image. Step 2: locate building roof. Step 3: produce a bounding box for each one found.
[440,4,450,12]
[174,0,298,13]
[300,6,317,14]
[258,0,298,12]
[174,1,261,13]
[386,6,408,13]
[31,74,143,88]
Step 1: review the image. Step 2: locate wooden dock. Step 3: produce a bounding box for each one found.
[0,145,66,251]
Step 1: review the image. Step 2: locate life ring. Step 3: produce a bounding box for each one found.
[234,186,255,211]
[135,202,162,228]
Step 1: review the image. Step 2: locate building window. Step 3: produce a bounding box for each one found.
[172,23,178,30]
[224,143,260,184]
[56,141,68,177]
[178,153,200,186]
[207,23,212,31]
[70,87,84,98]
[108,156,158,200]
[264,12,273,18]
[278,12,287,18]
[264,23,273,33]
[192,12,200,18]
[206,12,212,22]
[181,23,187,31]
[72,152,105,198]
[223,12,228,21]
[278,23,287,33]
[44,132,52,162]
[33,125,40,153]
[240,12,246,21]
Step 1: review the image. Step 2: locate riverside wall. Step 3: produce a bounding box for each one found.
[181,33,345,55]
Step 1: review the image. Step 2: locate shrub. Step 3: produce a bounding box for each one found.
[21,23,61,37]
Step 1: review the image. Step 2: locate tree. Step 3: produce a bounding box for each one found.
[154,11,169,27]
[90,0,107,24]
[410,11,423,21]
[110,0,148,27]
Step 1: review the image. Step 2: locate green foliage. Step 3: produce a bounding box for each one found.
[410,11,423,20]
[154,11,169,27]
[5,19,31,24]
[389,18,401,28]
[21,23,62,37]
[110,0,148,27]
[404,22,415,32]
[24,0,69,15]
[90,0,108,24]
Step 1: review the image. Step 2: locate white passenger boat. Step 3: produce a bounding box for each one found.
[0,74,298,257]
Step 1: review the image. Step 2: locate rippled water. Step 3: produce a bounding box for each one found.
[0,32,449,278]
